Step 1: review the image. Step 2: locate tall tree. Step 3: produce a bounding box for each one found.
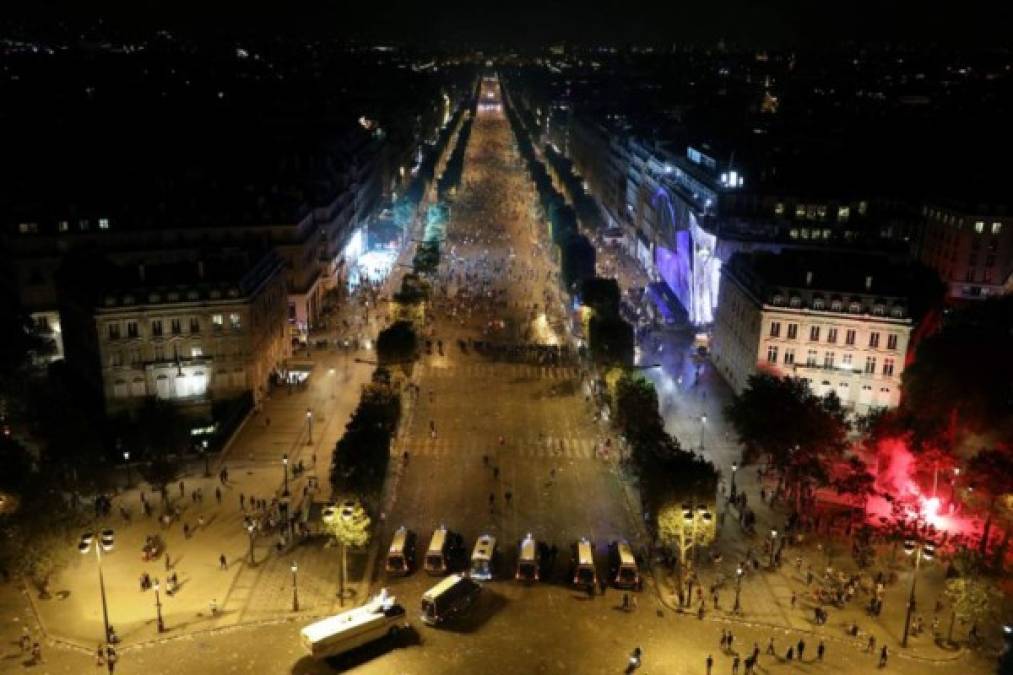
[902,295,1013,440]
[130,400,190,505]
[962,447,1013,556]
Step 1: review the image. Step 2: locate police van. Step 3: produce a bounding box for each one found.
[608,540,641,588]
[469,534,497,581]
[515,533,540,582]
[571,537,597,586]
[424,526,450,575]
[420,574,481,625]
[385,526,416,576]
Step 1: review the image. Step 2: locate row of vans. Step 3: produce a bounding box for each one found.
[386,526,640,589]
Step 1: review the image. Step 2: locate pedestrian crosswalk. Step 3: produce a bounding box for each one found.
[418,362,579,381]
[400,434,599,460]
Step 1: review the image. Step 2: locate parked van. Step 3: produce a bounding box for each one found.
[424,526,450,575]
[571,537,597,586]
[420,574,481,625]
[608,540,640,588]
[300,589,406,659]
[385,526,416,576]
[469,534,497,580]
[515,533,540,582]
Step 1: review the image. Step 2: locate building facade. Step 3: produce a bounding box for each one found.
[918,203,1012,301]
[59,251,290,412]
[712,251,914,414]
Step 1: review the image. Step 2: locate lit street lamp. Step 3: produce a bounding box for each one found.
[769,529,778,568]
[79,529,115,671]
[122,451,131,487]
[902,538,935,648]
[306,409,313,445]
[201,439,211,477]
[153,578,165,633]
[328,368,336,399]
[699,415,707,452]
[291,562,299,612]
[733,565,743,614]
[730,462,738,499]
[282,453,289,497]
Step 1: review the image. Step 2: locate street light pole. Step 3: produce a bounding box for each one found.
[246,523,256,565]
[153,579,165,633]
[734,566,743,614]
[730,462,738,499]
[122,451,131,488]
[306,409,313,445]
[769,529,778,568]
[902,539,935,647]
[79,530,115,668]
[699,415,707,452]
[291,562,299,612]
[328,368,336,399]
[282,453,289,497]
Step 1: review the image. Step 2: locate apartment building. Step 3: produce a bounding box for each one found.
[919,203,1012,301]
[58,250,290,412]
[712,251,915,413]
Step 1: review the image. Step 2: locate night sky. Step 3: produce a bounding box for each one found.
[5,0,1012,47]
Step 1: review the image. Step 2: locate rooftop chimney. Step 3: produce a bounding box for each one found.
[805,271,813,286]
[865,275,873,290]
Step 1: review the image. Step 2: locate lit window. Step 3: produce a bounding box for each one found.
[842,353,853,368]
[858,201,868,215]
[837,206,850,222]
[813,298,825,310]
[18,222,38,234]
[823,351,835,368]
[229,313,241,330]
[864,356,877,374]
[58,220,69,232]
[992,222,1003,235]
[831,300,842,311]
[974,221,984,233]
[211,314,224,330]
[99,218,110,230]
[806,350,818,366]
[191,346,203,358]
[795,204,806,218]
[774,202,785,216]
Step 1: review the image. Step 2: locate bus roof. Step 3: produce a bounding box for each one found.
[300,596,394,643]
[427,527,447,554]
[472,534,496,561]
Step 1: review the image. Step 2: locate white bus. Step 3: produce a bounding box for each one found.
[420,574,481,625]
[300,590,407,660]
[424,526,450,575]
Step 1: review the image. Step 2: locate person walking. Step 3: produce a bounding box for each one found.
[867,635,876,652]
[732,655,740,675]
[790,590,797,608]
[720,629,728,650]
[797,639,805,660]
[817,639,825,661]
[96,643,106,666]
[240,493,245,510]
[179,480,185,497]
[219,553,227,570]
[751,643,760,663]
[31,641,42,664]
[215,487,222,504]
[766,637,775,655]
[727,631,734,653]
[706,654,713,675]
[785,646,794,662]
[879,645,888,668]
